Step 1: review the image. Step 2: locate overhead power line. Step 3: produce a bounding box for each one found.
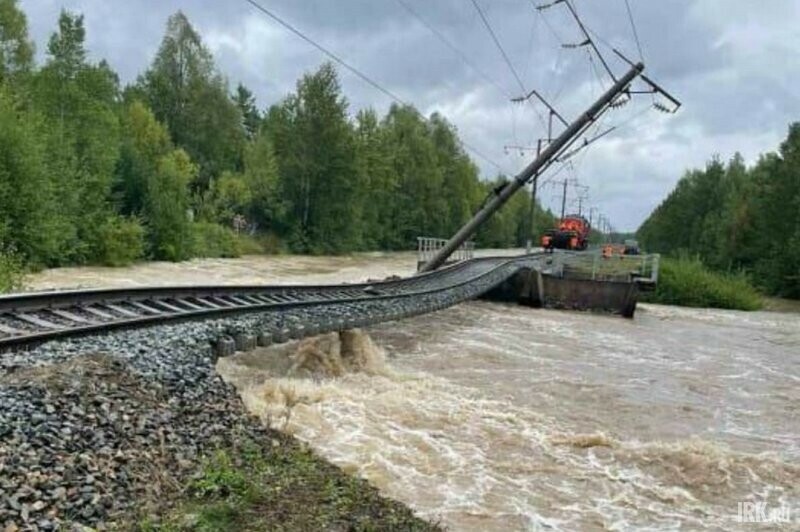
[242,0,406,105]
[623,0,645,62]
[393,0,513,99]
[241,0,509,173]
[469,0,528,95]
[470,0,557,149]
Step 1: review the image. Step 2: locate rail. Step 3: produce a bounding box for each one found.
[0,254,545,352]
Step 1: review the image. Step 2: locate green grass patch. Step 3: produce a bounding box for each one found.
[140,436,439,532]
[0,251,24,293]
[642,257,763,310]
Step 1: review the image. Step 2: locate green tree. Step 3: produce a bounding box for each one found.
[267,63,361,253]
[638,123,800,298]
[242,131,283,233]
[0,0,34,83]
[139,11,244,187]
[381,104,443,248]
[211,171,251,226]
[428,113,483,235]
[0,89,61,265]
[234,83,261,140]
[147,149,195,261]
[476,176,531,248]
[31,10,120,263]
[115,100,173,216]
[354,109,393,248]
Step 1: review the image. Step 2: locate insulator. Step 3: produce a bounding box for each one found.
[562,38,591,49]
[653,101,671,113]
[609,95,630,109]
[536,0,562,11]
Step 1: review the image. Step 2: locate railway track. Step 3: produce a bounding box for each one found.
[0,253,550,353]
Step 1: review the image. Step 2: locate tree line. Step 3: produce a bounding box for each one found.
[0,1,554,276]
[637,124,800,299]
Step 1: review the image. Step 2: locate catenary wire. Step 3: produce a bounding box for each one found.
[241,0,510,174]
[623,0,645,62]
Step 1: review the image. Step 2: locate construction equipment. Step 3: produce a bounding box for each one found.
[541,214,591,251]
[623,239,640,255]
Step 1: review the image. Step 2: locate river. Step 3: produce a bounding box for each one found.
[26,253,800,530]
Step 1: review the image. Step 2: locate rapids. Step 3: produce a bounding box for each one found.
[218,303,800,530]
[25,252,800,530]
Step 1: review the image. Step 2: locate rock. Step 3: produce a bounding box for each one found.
[0,270,504,529]
[5,497,19,512]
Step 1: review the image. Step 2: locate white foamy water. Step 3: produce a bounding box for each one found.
[220,302,800,531]
[27,253,800,530]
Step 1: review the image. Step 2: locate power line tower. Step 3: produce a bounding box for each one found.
[548,178,571,220]
[572,182,589,216]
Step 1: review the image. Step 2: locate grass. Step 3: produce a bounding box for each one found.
[0,251,23,293]
[138,435,439,532]
[641,257,763,311]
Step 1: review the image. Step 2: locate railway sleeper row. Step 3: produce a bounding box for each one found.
[210,261,524,358]
[0,256,542,354]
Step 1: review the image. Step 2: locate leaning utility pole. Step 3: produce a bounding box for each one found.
[420,62,644,272]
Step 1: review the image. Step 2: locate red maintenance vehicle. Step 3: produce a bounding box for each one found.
[541,215,591,251]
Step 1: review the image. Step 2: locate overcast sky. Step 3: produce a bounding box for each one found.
[20,0,800,230]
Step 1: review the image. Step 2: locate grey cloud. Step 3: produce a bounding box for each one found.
[18,0,800,231]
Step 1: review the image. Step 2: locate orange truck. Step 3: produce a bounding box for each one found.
[541,215,591,251]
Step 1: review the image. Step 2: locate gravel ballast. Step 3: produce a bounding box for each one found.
[0,311,448,530]
[0,261,530,529]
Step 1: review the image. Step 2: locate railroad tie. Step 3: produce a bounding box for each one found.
[0,322,24,337]
[15,313,62,330]
[49,308,94,324]
[128,301,164,315]
[103,303,140,318]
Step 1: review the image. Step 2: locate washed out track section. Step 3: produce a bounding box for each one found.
[0,255,543,529]
[0,254,546,353]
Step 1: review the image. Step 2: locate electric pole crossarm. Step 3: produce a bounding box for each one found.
[612,48,682,112]
[420,62,644,272]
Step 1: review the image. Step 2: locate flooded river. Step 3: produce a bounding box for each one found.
[27,253,800,530]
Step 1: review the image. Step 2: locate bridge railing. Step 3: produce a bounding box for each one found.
[417,237,474,269]
[554,251,660,286]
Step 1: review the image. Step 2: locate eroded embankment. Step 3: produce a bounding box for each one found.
[0,323,438,531]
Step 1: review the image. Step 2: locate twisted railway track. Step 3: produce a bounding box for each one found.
[0,253,550,353]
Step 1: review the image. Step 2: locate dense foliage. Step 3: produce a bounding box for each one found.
[0,3,551,284]
[638,125,800,299]
[640,257,762,311]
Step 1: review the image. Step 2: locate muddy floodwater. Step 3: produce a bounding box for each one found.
[27,253,800,530]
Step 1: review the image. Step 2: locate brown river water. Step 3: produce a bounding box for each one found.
[26,253,800,530]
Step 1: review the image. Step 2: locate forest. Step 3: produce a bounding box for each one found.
[637,124,800,299]
[0,1,553,287]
